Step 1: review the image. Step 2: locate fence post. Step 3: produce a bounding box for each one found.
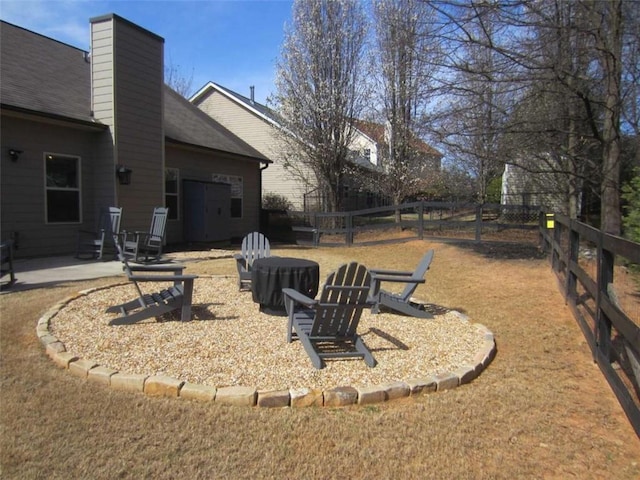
[346,212,353,247]
[552,218,562,273]
[566,218,579,301]
[313,212,319,247]
[538,211,549,252]
[596,231,614,362]
[475,204,482,242]
[418,201,424,240]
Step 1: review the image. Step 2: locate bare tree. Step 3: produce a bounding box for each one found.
[371,0,441,216]
[424,0,631,234]
[165,57,194,98]
[427,2,515,203]
[621,0,640,167]
[588,0,624,235]
[273,0,368,212]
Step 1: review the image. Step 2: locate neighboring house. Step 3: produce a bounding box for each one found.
[501,161,573,216]
[191,83,442,211]
[352,119,442,175]
[1,15,269,258]
[190,82,314,211]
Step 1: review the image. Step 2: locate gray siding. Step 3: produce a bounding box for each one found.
[165,145,261,243]
[195,90,312,210]
[90,15,165,233]
[1,114,106,257]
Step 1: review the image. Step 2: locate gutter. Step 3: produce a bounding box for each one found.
[0,104,107,130]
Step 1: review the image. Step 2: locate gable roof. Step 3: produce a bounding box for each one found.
[354,119,442,159]
[191,81,284,128]
[164,86,267,159]
[0,20,268,162]
[0,21,96,125]
[191,82,442,162]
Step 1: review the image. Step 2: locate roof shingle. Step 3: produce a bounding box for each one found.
[1,20,267,161]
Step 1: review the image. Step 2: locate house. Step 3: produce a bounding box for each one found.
[191,83,442,211]
[352,119,442,174]
[1,14,270,258]
[342,120,443,209]
[191,82,315,210]
[501,161,575,218]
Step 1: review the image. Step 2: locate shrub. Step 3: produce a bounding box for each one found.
[262,193,293,211]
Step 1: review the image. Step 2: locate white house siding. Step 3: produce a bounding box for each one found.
[193,89,311,210]
[501,162,571,214]
[165,145,261,243]
[1,114,105,257]
[90,15,165,233]
[349,130,379,167]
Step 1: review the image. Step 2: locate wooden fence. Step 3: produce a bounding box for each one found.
[275,201,539,247]
[264,202,640,436]
[539,212,640,438]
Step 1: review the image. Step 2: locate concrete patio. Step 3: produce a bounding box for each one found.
[1,256,123,292]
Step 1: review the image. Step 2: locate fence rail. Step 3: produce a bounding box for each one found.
[263,201,640,436]
[540,212,640,438]
[277,201,539,247]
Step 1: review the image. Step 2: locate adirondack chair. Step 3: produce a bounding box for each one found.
[122,207,168,263]
[368,250,435,319]
[76,207,122,260]
[107,236,197,325]
[283,262,376,369]
[0,240,16,289]
[234,231,271,290]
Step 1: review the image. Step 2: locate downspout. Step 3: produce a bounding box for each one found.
[259,161,269,232]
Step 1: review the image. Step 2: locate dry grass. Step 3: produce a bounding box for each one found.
[1,239,639,479]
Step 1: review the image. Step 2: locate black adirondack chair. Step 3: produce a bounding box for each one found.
[107,236,197,325]
[234,231,271,290]
[283,262,376,369]
[368,250,434,318]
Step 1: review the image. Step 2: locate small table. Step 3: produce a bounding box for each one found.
[251,257,320,315]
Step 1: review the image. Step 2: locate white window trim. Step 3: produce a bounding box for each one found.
[44,152,82,224]
[212,173,243,219]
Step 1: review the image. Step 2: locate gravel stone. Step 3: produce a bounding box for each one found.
[49,274,490,392]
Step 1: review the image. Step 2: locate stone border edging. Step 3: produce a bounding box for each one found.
[37,285,497,408]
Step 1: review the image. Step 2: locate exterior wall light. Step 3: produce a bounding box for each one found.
[116,165,132,185]
[8,149,22,162]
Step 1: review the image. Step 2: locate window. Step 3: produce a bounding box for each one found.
[165,168,179,220]
[212,173,243,218]
[45,153,81,223]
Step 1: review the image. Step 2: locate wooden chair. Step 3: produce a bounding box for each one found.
[107,236,197,325]
[76,206,122,260]
[283,262,376,369]
[233,232,271,290]
[368,250,435,318]
[0,240,16,289]
[122,207,168,263]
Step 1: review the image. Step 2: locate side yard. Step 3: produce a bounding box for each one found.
[1,240,638,479]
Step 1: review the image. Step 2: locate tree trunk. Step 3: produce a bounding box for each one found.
[598,0,623,235]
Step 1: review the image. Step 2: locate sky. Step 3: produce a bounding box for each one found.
[0,0,293,104]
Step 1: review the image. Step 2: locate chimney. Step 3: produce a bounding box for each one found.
[250,85,255,103]
[90,14,165,213]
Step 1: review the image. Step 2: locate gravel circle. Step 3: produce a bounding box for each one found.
[49,275,488,391]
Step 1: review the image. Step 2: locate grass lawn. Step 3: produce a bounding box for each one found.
[1,239,639,479]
